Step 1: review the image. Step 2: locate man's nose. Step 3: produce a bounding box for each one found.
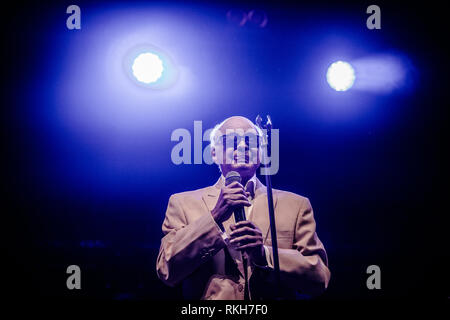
[236,139,247,151]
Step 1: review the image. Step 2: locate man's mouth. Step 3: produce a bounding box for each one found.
[234,154,250,163]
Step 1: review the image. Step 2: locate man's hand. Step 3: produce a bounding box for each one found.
[211,181,251,224]
[230,221,266,266]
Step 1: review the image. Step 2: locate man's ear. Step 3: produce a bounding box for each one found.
[211,147,218,164]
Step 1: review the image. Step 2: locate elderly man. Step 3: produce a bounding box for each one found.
[156,116,330,300]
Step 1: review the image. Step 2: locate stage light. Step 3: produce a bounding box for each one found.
[132,52,164,84]
[326,61,355,91]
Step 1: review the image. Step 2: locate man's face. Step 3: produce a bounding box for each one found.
[212,117,261,179]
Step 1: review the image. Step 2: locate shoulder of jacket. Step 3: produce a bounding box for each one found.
[169,186,213,201]
[273,188,310,205]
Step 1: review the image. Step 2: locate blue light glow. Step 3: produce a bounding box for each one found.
[326,61,355,91]
[351,54,413,93]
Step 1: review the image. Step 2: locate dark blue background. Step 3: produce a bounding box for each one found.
[2,0,448,300]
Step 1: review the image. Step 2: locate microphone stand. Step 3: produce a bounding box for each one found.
[256,115,281,299]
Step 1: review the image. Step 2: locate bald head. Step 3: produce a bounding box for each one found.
[219,116,256,132]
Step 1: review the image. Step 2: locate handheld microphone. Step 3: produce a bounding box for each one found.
[224,171,250,300]
[224,171,247,222]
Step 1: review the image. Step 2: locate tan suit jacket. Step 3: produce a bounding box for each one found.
[156,177,330,300]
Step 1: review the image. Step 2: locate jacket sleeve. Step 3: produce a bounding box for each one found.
[156,194,227,287]
[256,197,331,296]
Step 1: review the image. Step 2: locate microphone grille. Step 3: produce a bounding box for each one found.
[225,171,241,186]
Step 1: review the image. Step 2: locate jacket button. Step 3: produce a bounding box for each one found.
[238,284,244,292]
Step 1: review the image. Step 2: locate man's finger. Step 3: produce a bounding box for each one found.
[230,200,251,207]
[234,220,257,228]
[230,221,256,231]
[225,187,246,196]
[226,181,244,189]
[236,242,263,251]
[230,226,260,237]
[230,221,257,230]
[229,235,260,245]
[227,193,249,201]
